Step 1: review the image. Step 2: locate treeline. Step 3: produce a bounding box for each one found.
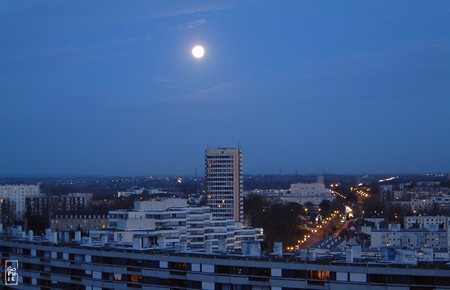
[244,195,307,250]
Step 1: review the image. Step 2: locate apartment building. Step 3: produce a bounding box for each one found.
[1,238,450,289]
[0,184,42,221]
[206,147,243,222]
[50,211,108,234]
[92,199,262,251]
[284,182,335,205]
[365,219,450,251]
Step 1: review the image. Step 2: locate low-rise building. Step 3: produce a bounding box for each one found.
[371,226,447,249]
[50,211,108,233]
[404,216,448,230]
[118,188,169,197]
[283,182,335,205]
[243,189,287,199]
[365,219,450,251]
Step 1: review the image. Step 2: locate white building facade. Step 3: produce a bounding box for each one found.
[93,199,262,251]
[0,184,42,221]
[2,238,450,290]
[284,182,335,205]
[366,221,449,251]
[206,147,243,222]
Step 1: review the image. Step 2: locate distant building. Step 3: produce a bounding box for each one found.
[117,187,172,198]
[94,199,262,251]
[365,221,449,251]
[390,185,450,213]
[133,198,188,210]
[243,188,287,200]
[284,181,335,206]
[404,216,448,230]
[50,211,108,233]
[59,192,93,211]
[317,175,325,184]
[0,198,10,225]
[363,216,450,252]
[0,184,42,221]
[379,184,395,192]
[26,192,93,217]
[403,215,450,251]
[117,187,146,197]
[26,195,53,217]
[391,198,435,213]
[206,147,243,222]
[415,181,442,194]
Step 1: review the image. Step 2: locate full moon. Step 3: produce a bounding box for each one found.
[192,45,205,58]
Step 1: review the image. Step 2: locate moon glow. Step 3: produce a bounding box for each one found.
[192,45,205,58]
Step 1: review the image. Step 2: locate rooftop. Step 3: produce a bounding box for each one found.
[2,236,450,270]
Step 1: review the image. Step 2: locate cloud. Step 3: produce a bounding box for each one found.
[181,81,244,102]
[151,76,174,85]
[0,32,155,70]
[272,38,450,105]
[156,18,207,31]
[178,18,206,30]
[111,35,154,44]
[154,2,236,18]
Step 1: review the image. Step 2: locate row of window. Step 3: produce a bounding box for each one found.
[6,245,450,287]
[53,215,106,219]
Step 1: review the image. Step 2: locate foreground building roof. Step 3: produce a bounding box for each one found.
[1,237,450,289]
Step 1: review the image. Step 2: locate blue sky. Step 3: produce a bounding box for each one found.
[1,1,449,176]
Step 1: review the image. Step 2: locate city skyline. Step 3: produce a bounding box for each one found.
[1,1,449,176]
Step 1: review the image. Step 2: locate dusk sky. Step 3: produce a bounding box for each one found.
[1,1,449,176]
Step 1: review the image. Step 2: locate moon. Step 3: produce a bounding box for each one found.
[192,45,205,58]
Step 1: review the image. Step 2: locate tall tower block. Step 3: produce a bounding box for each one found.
[205,148,243,222]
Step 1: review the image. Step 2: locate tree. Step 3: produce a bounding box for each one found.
[25,214,48,235]
[244,195,307,250]
[319,200,331,217]
[363,192,384,214]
